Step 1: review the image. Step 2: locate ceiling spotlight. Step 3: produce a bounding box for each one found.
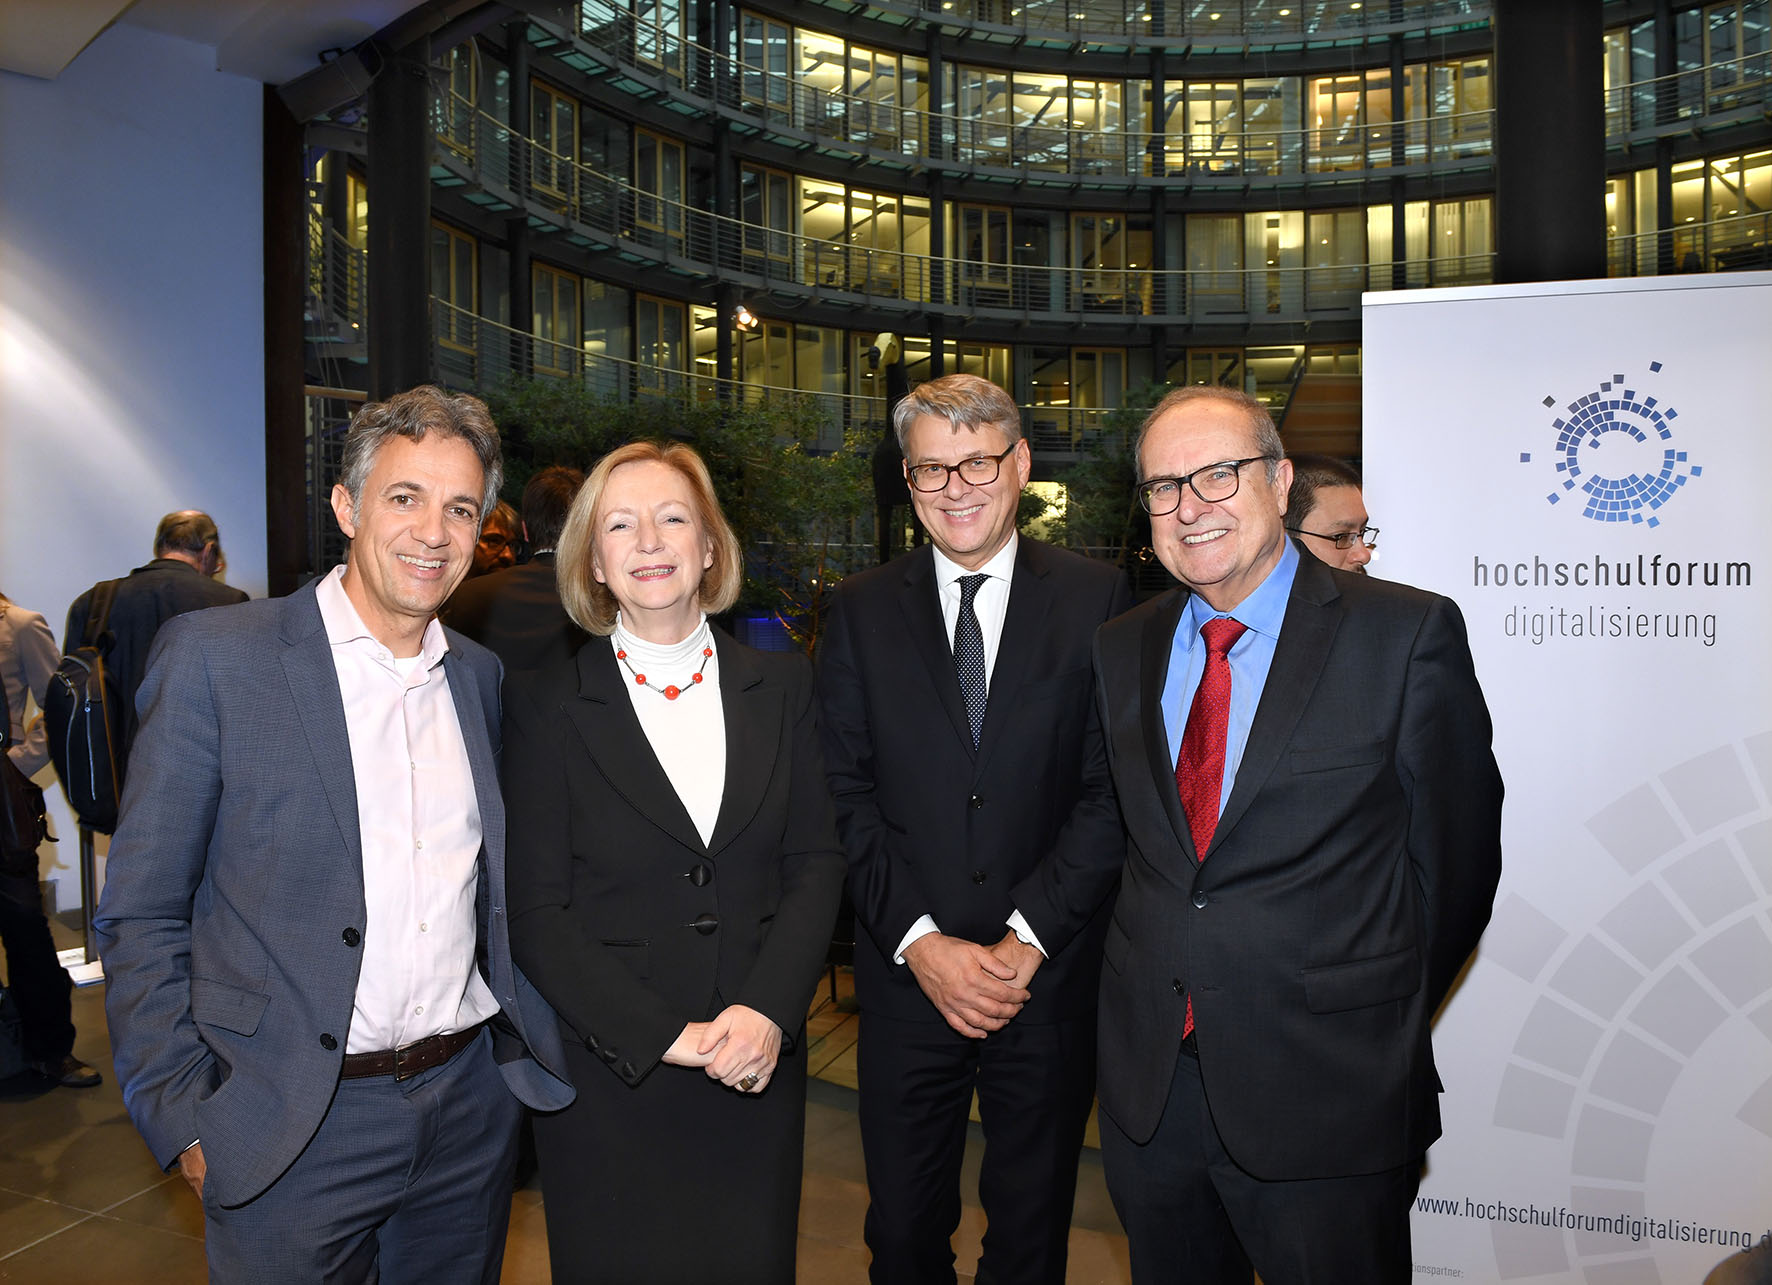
[734,304,760,330]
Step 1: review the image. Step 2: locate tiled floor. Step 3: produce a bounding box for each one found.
[2,936,1130,1283]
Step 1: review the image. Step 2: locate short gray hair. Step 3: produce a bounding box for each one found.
[1135,386,1284,483]
[340,386,504,523]
[890,374,1023,452]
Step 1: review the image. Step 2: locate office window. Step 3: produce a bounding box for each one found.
[741,166,794,270]
[439,42,477,158]
[1306,209,1365,307]
[1245,210,1304,314]
[953,64,1012,165]
[583,280,629,364]
[797,29,848,136]
[1187,213,1244,313]
[1242,77,1299,175]
[1431,58,1492,159]
[1431,197,1492,285]
[634,129,685,242]
[636,294,687,391]
[739,11,792,120]
[848,45,900,146]
[633,0,685,80]
[1184,81,1243,174]
[530,81,578,205]
[430,222,478,350]
[956,204,1012,303]
[950,343,1012,390]
[533,263,581,375]
[1307,74,1365,171]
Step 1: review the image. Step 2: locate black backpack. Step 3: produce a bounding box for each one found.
[44,580,125,835]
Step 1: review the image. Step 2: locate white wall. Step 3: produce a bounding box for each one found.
[0,22,265,907]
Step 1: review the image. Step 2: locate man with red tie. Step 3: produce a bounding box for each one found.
[1090,385,1503,1284]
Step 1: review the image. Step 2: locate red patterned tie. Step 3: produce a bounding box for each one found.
[1175,615,1247,1039]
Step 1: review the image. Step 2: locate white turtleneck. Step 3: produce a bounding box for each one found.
[611,613,726,846]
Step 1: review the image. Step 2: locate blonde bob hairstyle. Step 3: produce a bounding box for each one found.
[556,440,744,636]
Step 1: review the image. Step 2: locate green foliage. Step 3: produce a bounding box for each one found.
[1046,380,1165,564]
[484,377,874,652]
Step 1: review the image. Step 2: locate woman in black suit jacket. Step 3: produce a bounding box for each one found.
[503,441,846,1283]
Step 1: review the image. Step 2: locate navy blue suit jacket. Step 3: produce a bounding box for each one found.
[95,578,574,1207]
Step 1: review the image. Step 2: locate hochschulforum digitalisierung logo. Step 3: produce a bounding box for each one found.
[1521,360,1701,528]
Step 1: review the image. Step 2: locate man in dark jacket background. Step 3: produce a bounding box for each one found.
[63,510,248,755]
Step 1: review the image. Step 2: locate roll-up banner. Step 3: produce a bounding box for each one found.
[1364,272,1772,1284]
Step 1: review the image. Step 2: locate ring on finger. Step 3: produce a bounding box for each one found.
[739,1071,761,1092]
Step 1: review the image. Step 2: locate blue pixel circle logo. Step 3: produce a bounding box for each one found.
[1520,361,1701,528]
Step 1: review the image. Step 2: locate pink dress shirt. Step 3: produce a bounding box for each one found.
[315,567,500,1054]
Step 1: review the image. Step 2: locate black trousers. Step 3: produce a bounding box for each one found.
[857,1009,1096,1285]
[0,875,75,1065]
[1099,1044,1419,1285]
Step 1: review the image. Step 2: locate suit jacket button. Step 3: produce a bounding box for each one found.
[688,863,713,887]
[968,795,985,809]
[342,927,361,947]
[320,1033,338,1051]
[971,870,987,885]
[1192,891,1208,909]
[692,912,720,935]
[1172,979,1185,996]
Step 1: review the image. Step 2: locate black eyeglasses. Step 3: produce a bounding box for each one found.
[905,444,1018,493]
[1137,457,1273,516]
[1288,524,1379,551]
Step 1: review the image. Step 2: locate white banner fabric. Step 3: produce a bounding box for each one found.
[1364,272,1772,1284]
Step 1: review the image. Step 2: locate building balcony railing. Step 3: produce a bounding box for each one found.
[430,102,1494,319]
[1606,51,1772,142]
[431,299,884,450]
[1608,210,1772,276]
[561,2,1492,183]
[434,301,1236,469]
[307,210,366,344]
[725,0,1488,44]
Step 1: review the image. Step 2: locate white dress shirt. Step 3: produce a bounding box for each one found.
[315,567,500,1054]
[895,536,1046,963]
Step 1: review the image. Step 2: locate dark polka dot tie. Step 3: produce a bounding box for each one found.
[953,573,989,748]
[1175,614,1247,1038]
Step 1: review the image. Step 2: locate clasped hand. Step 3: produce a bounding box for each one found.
[904,931,1042,1039]
[662,1004,782,1093]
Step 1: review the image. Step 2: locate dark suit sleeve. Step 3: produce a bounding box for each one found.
[733,656,846,1044]
[503,677,692,1083]
[92,619,223,1169]
[815,587,941,959]
[1009,569,1134,957]
[1397,595,1504,1007]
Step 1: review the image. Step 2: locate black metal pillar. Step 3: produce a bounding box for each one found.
[367,37,435,397]
[1493,0,1606,283]
[263,86,308,598]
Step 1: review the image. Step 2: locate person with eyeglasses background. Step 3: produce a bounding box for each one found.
[1284,452,1377,574]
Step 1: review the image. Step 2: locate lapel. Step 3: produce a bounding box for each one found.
[1211,547,1343,851]
[1137,588,1197,863]
[443,644,502,872]
[277,583,362,874]
[706,632,781,856]
[972,539,1052,777]
[562,640,708,854]
[900,547,975,753]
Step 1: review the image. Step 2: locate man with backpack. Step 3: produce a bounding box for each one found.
[62,511,248,761]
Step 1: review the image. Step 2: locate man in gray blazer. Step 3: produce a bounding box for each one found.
[95,387,573,1283]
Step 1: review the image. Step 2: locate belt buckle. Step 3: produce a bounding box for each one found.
[390,1037,428,1082]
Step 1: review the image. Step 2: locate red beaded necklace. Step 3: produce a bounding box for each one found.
[615,638,714,700]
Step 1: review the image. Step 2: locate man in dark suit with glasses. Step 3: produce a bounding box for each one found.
[818,373,1131,1285]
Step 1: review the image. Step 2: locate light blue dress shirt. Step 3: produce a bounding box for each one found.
[1160,539,1300,815]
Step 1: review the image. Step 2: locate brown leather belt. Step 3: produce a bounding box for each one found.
[340,1022,486,1081]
